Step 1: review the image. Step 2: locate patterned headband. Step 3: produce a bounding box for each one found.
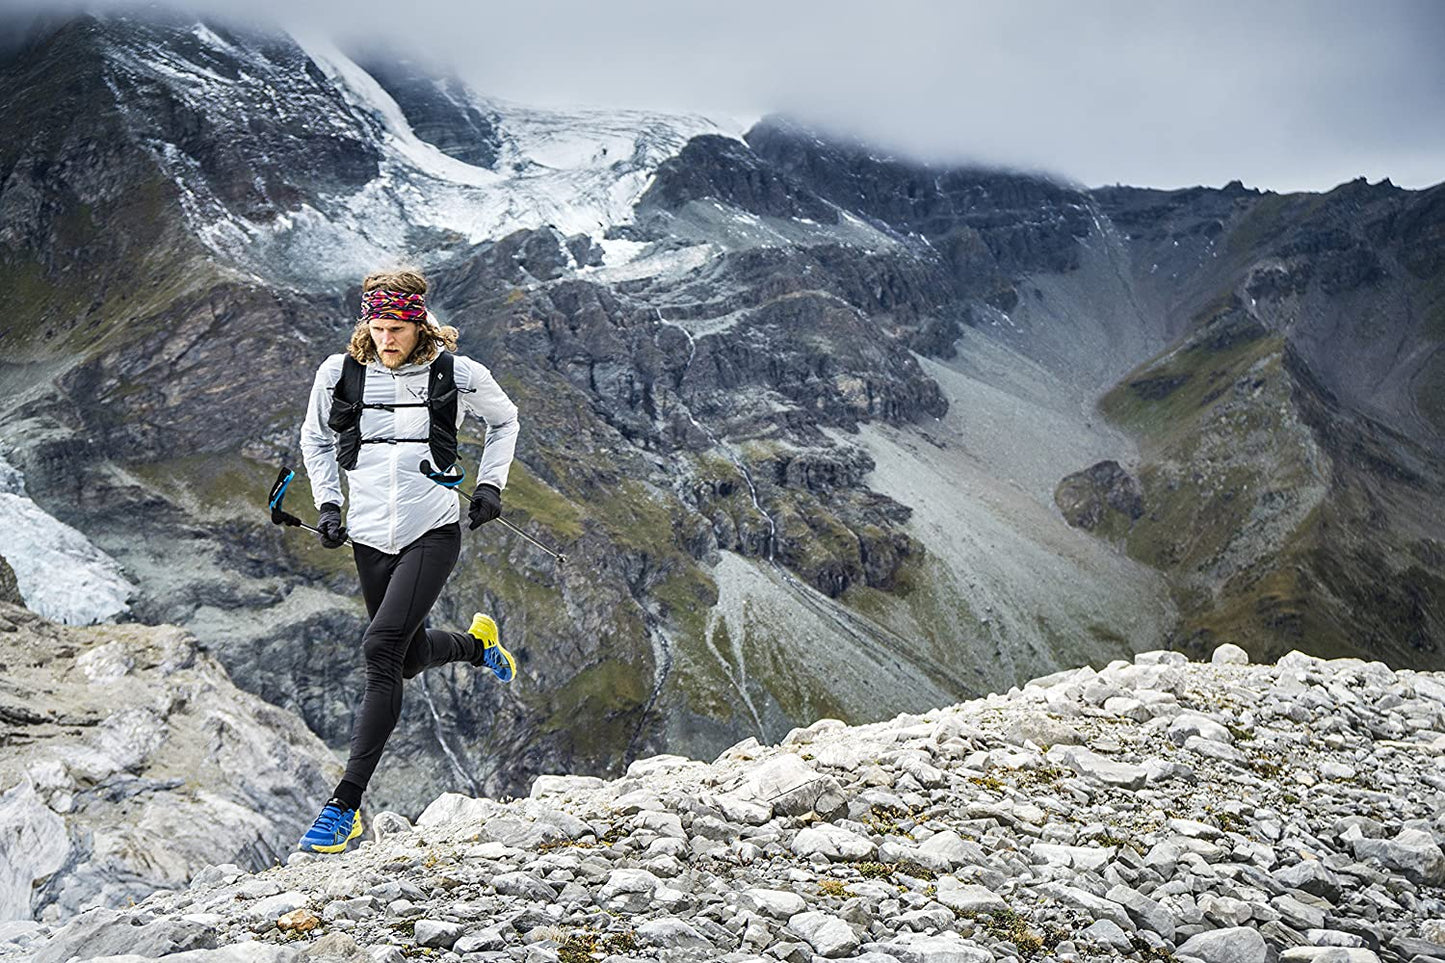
[360,289,427,323]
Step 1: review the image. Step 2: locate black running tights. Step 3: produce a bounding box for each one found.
[335,522,481,808]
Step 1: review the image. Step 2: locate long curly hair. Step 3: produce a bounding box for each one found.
[348,268,459,366]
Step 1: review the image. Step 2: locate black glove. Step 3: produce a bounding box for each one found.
[468,484,502,529]
[317,502,348,548]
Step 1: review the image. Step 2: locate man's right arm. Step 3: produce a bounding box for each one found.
[300,356,345,510]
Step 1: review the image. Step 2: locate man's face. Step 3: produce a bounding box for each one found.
[370,319,420,369]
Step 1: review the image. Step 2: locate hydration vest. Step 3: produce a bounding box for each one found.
[327,351,459,471]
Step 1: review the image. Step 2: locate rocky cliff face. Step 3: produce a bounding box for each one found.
[0,604,339,923]
[1083,180,1445,663]
[8,644,1445,962]
[2,10,1443,826]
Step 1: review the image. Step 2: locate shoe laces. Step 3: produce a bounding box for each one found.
[483,646,513,678]
[311,801,348,834]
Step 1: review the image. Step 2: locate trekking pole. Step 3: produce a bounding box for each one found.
[267,466,353,546]
[418,460,568,565]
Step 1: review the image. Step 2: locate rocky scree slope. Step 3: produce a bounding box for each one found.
[0,602,338,923]
[10,644,1445,963]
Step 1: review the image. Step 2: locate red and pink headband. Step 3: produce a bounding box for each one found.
[361,289,427,323]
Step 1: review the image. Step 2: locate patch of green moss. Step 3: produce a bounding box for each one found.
[669,616,739,721]
[126,453,360,581]
[1224,192,1298,257]
[557,930,637,963]
[842,554,986,694]
[653,567,718,639]
[969,907,1053,958]
[1090,288,1401,663]
[1087,623,1129,647]
[741,620,851,723]
[1099,312,1278,442]
[0,177,207,363]
[1079,500,1137,542]
[503,462,584,540]
[1124,465,1257,573]
[784,499,862,574]
[894,859,937,881]
[585,479,680,556]
[128,452,282,515]
[863,803,911,835]
[540,658,651,749]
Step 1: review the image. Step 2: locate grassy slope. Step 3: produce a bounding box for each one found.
[1099,290,1445,667]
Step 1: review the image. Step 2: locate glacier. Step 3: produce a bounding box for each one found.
[111,23,743,282]
[0,456,134,626]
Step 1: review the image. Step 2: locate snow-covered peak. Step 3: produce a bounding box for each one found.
[299,37,736,246]
[93,15,742,284]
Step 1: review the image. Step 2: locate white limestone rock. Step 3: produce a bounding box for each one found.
[791,824,875,861]
[862,932,993,962]
[787,910,860,958]
[1212,643,1250,665]
[1176,926,1268,963]
[637,917,709,948]
[1045,744,1148,789]
[741,888,806,919]
[413,920,463,949]
[1351,828,1445,886]
[0,782,69,921]
[528,774,604,798]
[1168,713,1234,745]
[933,877,1006,915]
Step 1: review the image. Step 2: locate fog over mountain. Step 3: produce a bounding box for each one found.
[2,0,1442,191]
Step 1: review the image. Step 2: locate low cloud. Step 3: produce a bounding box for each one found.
[6,0,1443,192]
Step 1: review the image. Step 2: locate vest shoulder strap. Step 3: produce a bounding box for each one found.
[327,355,369,470]
[426,351,460,471]
[337,353,367,404]
[428,350,455,394]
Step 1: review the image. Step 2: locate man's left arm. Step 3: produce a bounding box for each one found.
[458,356,519,491]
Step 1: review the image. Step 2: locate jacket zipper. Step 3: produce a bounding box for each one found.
[389,369,399,551]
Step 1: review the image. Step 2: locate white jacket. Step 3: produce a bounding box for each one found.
[300,352,519,554]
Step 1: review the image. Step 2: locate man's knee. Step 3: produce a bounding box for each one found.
[362,629,407,675]
[400,627,431,680]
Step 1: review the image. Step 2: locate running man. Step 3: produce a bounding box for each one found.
[296,267,519,853]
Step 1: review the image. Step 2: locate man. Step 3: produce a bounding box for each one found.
[297,268,519,853]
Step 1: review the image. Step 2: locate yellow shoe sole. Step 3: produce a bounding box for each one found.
[468,612,516,683]
[306,812,363,854]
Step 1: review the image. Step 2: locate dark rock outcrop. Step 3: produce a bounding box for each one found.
[745,116,1094,277]
[0,555,22,606]
[638,133,838,223]
[1055,461,1144,532]
[354,56,502,168]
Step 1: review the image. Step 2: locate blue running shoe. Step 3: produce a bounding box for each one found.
[468,612,515,683]
[298,798,362,853]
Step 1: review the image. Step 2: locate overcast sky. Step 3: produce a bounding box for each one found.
[10,0,1445,192]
